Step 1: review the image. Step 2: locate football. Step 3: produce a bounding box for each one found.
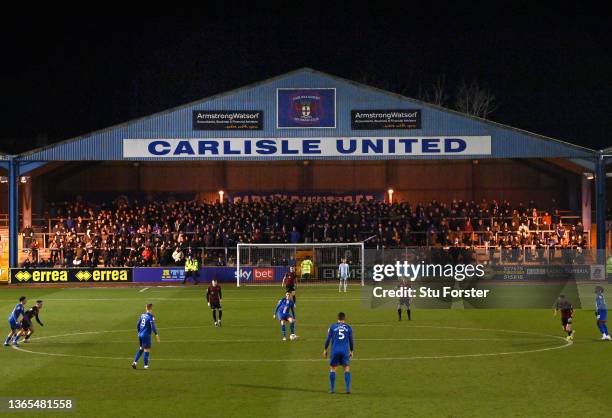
[289,334,297,341]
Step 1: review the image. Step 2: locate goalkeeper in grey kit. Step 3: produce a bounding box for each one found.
[338,259,349,292]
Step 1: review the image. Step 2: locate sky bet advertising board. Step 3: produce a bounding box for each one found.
[132,266,289,283]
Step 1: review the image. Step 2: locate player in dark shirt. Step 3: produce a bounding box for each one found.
[19,300,44,343]
[554,294,575,341]
[397,279,411,321]
[207,279,223,327]
[282,266,297,304]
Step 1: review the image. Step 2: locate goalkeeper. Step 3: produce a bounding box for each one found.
[338,259,349,292]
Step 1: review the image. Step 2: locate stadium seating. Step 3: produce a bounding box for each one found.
[20,197,588,267]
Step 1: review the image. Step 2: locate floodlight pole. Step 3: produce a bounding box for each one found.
[8,157,19,268]
[595,154,607,264]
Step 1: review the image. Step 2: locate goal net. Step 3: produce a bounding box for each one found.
[235,242,365,287]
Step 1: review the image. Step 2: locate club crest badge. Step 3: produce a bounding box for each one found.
[292,95,319,123]
[277,88,336,128]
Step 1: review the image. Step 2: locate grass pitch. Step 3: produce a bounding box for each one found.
[0,284,610,418]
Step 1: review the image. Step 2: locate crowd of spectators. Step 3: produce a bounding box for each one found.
[20,196,588,268]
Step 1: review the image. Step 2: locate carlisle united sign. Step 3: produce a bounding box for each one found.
[122,137,491,159]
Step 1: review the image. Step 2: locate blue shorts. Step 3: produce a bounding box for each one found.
[8,320,20,331]
[139,335,152,349]
[330,351,350,367]
[278,314,293,321]
[597,310,608,321]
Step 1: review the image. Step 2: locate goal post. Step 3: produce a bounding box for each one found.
[236,242,365,287]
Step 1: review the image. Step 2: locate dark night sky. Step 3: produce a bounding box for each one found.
[1,9,610,153]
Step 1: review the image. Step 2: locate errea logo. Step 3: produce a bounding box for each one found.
[13,270,68,282]
[10,268,131,284]
[76,271,92,281]
[15,271,32,282]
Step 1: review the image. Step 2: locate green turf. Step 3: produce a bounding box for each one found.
[0,284,610,418]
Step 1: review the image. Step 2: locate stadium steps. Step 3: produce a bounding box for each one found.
[0,227,51,282]
[0,227,8,281]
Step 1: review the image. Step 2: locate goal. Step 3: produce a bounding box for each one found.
[235,242,365,287]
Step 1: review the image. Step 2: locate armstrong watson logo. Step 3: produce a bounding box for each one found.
[277,88,336,128]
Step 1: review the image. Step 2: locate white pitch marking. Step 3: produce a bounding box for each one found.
[139,288,149,293]
[9,326,571,362]
[41,337,552,344]
[0,297,363,302]
[21,324,563,342]
[26,326,207,341]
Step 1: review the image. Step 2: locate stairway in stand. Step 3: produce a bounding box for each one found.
[0,228,8,282]
[0,228,30,283]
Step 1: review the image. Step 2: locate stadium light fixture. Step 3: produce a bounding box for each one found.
[20,176,29,183]
[583,173,594,180]
[0,176,7,183]
[387,188,394,204]
[218,190,225,203]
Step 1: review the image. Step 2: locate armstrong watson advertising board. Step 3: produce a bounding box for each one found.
[351,109,421,130]
[192,110,263,131]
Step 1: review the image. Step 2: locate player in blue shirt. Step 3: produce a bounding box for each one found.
[324,312,354,394]
[132,303,160,369]
[273,292,296,341]
[5,296,26,347]
[595,286,610,340]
